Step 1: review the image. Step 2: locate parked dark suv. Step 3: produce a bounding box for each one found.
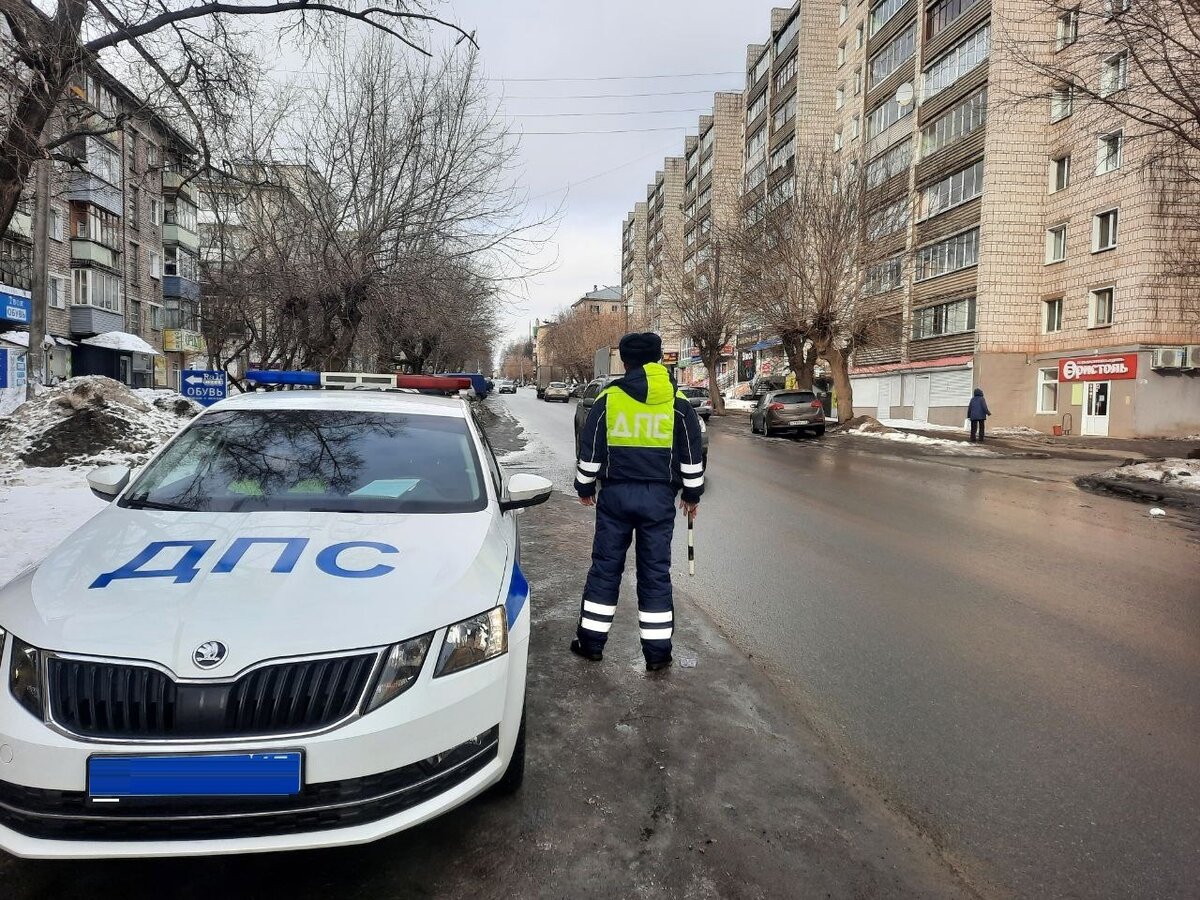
[751,389,826,438]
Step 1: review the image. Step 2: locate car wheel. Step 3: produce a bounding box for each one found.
[813,426,826,437]
[493,702,526,795]
[751,418,760,434]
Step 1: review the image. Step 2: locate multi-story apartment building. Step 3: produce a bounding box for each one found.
[621,202,648,324]
[0,53,200,399]
[836,0,1199,436]
[643,157,686,365]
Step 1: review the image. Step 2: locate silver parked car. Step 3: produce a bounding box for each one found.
[543,382,571,402]
[751,389,826,437]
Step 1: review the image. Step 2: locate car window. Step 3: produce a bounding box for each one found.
[471,409,503,494]
[583,381,603,400]
[549,382,566,388]
[772,392,816,404]
[681,388,708,398]
[122,409,486,514]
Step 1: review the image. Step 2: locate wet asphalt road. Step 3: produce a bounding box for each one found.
[498,389,1200,900]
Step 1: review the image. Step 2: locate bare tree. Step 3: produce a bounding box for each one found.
[540,305,630,382]
[737,151,896,423]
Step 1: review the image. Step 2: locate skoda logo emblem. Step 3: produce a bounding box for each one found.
[193,641,228,670]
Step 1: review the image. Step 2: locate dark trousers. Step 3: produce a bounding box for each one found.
[577,481,676,664]
[970,418,986,442]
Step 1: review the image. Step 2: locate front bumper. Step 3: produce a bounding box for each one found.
[0,631,528,858]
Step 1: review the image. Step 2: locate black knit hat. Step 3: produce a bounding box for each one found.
[618,332,663,367]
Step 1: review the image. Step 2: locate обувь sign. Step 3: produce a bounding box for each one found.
[1059,353,1139,382]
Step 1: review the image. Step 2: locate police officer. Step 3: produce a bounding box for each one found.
[571,332,705,671]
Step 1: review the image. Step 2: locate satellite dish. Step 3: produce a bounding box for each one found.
[895,82,915,108]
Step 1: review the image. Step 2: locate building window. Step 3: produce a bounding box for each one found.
[775,14,800,55]
[129,242,140,281]
[854,66,863,95]
[866,256,904,294]
[749,50,770,87]
[151,198,164,226]
[746,91,768,125]
[922,25,991,101]
[1107,0,1130,16]
[835,85,845,109]
[912,297,976,339]
[1096,130,1123,173]
[150,303,163,331]
[165,197,198,232]
[76,205,120,247]
[128,185,140,229]
[1092,208,1119,251]
[149,249,161,279]
[1050,83,1074,122]
[921,86,988,157]
[1050,155,1071,192]
[837,42,847,67]
[746,124,767,159]
[867,138,913,187]
[775,56,797,91]
[834,128,845,151]
[867,96,911,139]
[129,299,141,335]
[71,267,122,312]
[770,137,796,171]
[869,0,906,36]
[1045,224,1067,263]
[0,238,33,292]
[855,22,864,49]
[868,198,910,240]
[49,273,68,309]
[920,158,984,219]
[916,227,980,281]
[1037,367,1060,413]
[1089,287,1114,327]
[49,207,65,242]
[1056,9,1079,49]
[773,95,796,132]
[927,0,983,40]
[1100,53,1128,97]
[840,0,849,24]
[869,22,917,89]
[1043,297,1064,333]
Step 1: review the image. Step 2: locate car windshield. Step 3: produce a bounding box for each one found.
[549,382,566,388]
[681,388,709,398]
[121,409,486,514]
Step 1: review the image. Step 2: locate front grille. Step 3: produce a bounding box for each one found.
[47,653,379,740]
[0,727,499,841]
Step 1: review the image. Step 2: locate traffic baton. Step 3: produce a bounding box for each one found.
[687,509,695,577]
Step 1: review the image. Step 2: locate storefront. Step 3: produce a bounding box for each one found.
[849,355,975,426]
[74,331,160,386]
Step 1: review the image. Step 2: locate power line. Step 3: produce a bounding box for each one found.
[490,70,741,83]
[527,141,683,201]
[504,87,740,100]
[510,108,708,118]
[518,125,697,136]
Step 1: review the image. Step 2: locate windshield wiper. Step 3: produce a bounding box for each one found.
[123,497,191,511]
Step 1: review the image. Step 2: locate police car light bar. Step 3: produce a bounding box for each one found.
[245,370,472,394]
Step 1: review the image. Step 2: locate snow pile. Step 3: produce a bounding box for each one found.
[0,376,200,471]
[79,331,159,355]
[1096,458,1200,492]
[722,397,757,412]
[991,425,1045,437]
[0,467,107,587]
[837,415,994,455]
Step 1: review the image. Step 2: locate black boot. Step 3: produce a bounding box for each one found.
[645,656,673,672]
[570,639,603,662]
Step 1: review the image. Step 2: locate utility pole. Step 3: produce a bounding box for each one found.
[26,158,50,401]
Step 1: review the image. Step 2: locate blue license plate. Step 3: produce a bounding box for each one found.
[88,752,302,800]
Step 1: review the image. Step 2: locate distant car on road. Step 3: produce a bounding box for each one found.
[574,377,708,465]
[679,386,713,420]
[543,382,570,403]
[497,379,516,394]
[751,389,826,438]
[569,383,586,399]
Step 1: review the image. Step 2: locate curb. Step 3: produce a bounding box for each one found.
[1074,474,1200,510]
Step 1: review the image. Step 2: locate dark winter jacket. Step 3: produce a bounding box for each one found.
[574,363,706,504]
[967,389,990,421]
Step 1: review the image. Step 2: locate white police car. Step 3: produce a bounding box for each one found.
[0,371,551,858]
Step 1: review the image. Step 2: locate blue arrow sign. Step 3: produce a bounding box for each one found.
[181,369,227,406]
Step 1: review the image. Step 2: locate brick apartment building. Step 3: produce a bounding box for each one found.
[642,158,687,363]
[621,203,648,324]
[618,0,1199,437]
[0,38,202,406]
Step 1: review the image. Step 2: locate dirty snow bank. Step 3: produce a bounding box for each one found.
[1094,459,1200,491]
[0,376,200,472]
[834,415,995,456]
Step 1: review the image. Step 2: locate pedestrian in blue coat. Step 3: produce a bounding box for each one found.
[968,388,990,442]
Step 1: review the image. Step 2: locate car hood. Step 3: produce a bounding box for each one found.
[0,506,509,677]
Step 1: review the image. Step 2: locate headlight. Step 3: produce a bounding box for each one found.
[434,607,508,677]
[9,635,44,719]
[364,634,433,713]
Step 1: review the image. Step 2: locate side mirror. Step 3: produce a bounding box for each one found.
[500,473,553,512]
[581,397,595,408]
[87,465,131,501]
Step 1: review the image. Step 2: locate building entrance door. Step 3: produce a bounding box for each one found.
[118,356,131,385]
[913,376,931,424]
[1081,381,1110,436]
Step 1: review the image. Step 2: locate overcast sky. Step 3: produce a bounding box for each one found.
[431,0,781,349]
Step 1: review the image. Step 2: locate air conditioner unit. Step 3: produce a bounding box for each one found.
[1151,347,1186,370]
[1185,346,1200,370]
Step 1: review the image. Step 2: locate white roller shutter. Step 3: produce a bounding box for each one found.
[852,376,879,407]
[929,369,974,407]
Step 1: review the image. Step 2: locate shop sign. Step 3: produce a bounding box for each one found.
[1,289,31,325]
[1058,353,1138,382]
[661,351,679,365]
[163,329,207,354]
[0,347,27,389]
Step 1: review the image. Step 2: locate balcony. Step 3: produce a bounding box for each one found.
[163,170,194,200]
[70,304,124,337]
[7,210,32,240]
[71,238,119,269]
[65,174,123,217]
[162,223,200,252]
[163,275,201,301]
